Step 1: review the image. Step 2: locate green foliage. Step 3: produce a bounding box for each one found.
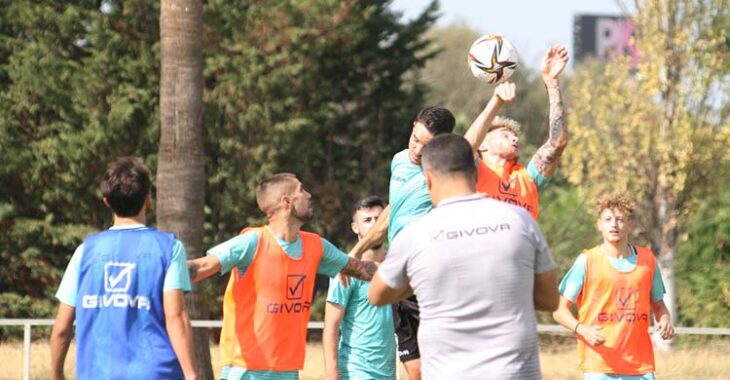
[676,185,730,326]
[0,0,161,322]
[1,0,438,322]
[203,0,439,247]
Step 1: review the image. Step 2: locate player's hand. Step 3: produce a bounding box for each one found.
[338,272,351,287]
[577,324,606,346]
[540,44,569,84]
[493,81,516,106]
[655,319,675,340]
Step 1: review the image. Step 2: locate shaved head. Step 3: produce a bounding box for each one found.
[256,173,298,217]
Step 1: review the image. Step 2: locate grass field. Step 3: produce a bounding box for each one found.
[1,339,729,379]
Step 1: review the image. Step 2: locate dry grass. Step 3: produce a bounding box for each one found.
[2,340,729,379]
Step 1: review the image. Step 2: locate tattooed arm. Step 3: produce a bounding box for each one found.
[339,257,379,282]
[532,45,569,178]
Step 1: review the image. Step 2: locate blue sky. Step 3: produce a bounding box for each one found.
[390,0,634,70]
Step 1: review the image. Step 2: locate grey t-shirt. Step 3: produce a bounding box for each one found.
[378,193,555,380]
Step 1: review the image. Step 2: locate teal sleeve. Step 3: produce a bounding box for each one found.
[326,276,353,307]
[163,240,192,292]
[55,244,85,307]
[526,159,550,191]
[318,238,350,278]
[558,254,586,303]
[651,264,666,303]
[208,231,259,275]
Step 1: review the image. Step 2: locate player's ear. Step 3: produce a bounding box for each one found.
[351,222,358,235]
[425,170,434,191]
[280,194,291,210]
[102,197,111,210]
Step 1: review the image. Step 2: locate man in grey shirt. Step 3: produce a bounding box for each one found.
[369,134,559,380]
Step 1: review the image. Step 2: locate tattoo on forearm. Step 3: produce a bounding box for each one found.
[534,85,567,176]
[341,258,377,281]
[547,85,565,146]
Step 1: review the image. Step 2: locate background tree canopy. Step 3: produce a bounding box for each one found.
[1,0,728,338]
[0,0,439,330]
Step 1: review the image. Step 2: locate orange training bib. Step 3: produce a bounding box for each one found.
[219,227,324,371]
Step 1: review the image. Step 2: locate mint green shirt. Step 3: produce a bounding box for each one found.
[327,277,396,380]
[388,149,431,242]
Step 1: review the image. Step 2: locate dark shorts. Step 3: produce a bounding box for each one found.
[393,295,420,362]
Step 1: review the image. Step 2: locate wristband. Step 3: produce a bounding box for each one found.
[573,322,581,334]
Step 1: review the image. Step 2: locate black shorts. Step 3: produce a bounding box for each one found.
[393,295,420,362]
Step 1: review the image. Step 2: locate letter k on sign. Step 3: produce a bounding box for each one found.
[287,274,306,300]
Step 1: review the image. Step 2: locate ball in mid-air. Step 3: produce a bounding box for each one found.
[467,34,519,84]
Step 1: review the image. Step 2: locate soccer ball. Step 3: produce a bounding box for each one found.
[467,34,519,84]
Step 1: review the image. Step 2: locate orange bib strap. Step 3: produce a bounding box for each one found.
[475,160,539,219]
[219,226,324,371]
[576,245,656,374]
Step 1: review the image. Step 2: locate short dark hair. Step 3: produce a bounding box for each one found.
[256,173,298,216]
[414,106,455,136]
[422,134,476,180]
[100,157,151,217]
[352,195,385,220]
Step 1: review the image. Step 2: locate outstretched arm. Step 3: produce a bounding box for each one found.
[339,257,379,282]
[463,82,516,152]
[531,45,569,178]
[348,205,390,259]
[187,256,221,282]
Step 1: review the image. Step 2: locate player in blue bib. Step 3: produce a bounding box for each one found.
[50,157,197,380]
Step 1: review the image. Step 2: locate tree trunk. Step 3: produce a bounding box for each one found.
[158,1,212,378]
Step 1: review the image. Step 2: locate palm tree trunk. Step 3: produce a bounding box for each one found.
[158,1,212,378]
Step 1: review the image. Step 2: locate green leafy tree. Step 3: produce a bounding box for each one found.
[0,0,441,342]
[0,0,161,333]
[203,0,439,246]
[676,184,730,327]
[563,0,729,338]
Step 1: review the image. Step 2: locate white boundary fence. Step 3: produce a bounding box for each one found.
[2,319,730,380]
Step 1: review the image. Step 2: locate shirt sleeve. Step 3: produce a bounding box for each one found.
[163,240,192,292]
[526,214,556,273]
[208,231,259,275]
[317,239,350,278]
[55,244,85,307]
[376,225,414,290]
[650,263,667,303]
[526,158,550,191]
[558,254,587,303]
[326,276,353,307]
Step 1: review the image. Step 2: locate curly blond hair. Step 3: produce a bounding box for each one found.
[596,192,635,217]
[487,116,521,134]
